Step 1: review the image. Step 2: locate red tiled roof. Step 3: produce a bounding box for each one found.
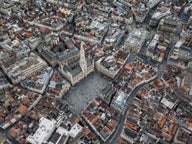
[18,105,27,114]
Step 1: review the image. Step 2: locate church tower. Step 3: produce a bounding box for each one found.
[79,41,87,77]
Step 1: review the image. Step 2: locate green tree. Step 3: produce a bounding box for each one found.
[0,136,3,143]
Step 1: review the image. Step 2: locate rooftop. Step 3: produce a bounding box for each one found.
[26,117,56,144]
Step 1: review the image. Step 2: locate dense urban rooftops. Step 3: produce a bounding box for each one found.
[0,0,192,143]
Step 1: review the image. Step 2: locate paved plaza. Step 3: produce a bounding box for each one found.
[65,72,109,113]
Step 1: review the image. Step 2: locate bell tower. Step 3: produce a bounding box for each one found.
[79,41,87,77]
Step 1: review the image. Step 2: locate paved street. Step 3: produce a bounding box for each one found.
[104,42,174,144]
[1,0,190,143]
[105,77,157,144]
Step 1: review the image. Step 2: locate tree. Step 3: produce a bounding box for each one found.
[185,0,189,3]
[71,20,76,27]
[0,136,2,144]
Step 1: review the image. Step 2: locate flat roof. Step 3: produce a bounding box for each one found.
[27,117,56,144]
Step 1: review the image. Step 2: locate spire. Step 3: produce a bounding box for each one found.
[79,41,87,77]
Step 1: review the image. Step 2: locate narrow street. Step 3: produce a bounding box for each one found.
[0,1,187,143]
[105,75,157,144]
[104,41,174,144]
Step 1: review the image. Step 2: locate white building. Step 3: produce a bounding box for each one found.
[26,117,56,144]
[69,123,83,138]
[48,123,83,144]
[111,91,127,111]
